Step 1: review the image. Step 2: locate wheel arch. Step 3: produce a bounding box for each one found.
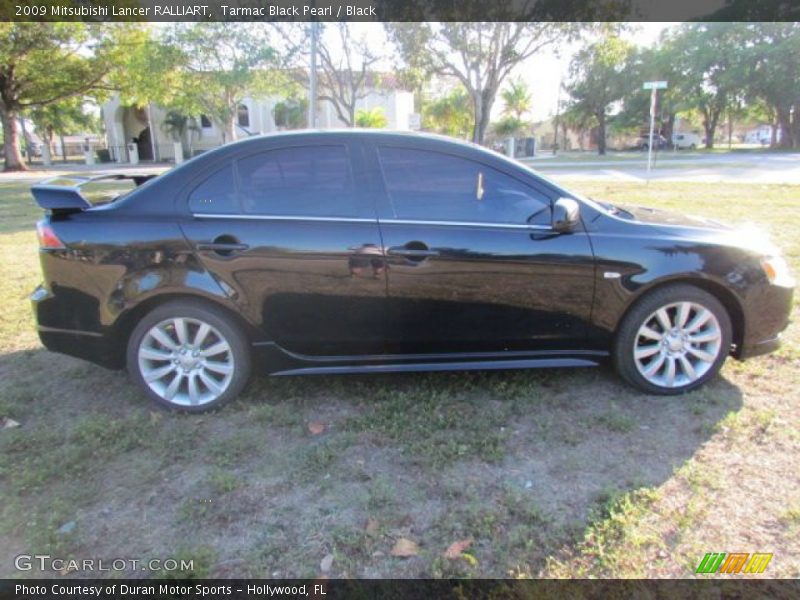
[618,276,745,356]
[110,292,261,366]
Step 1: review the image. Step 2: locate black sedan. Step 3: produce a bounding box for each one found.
[30,131,794,411]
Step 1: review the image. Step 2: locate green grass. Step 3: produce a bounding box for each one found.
[1,175,799,578]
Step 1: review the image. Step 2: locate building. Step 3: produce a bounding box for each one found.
[102,74,415,163]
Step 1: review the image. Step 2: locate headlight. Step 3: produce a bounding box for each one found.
[760,255,795,287]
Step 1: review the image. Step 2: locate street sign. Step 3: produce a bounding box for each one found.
[643,81,668,90]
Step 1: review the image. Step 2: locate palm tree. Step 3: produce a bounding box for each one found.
[161,111,201,157]
[501,79,533,121]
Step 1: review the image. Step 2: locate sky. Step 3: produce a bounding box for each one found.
[338,23,676,122]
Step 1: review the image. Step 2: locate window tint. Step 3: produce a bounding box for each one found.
[378,147,550,225]
[188,165,238,214]
[237,146,358,217]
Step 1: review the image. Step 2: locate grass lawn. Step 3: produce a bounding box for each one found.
[0,177,798,578]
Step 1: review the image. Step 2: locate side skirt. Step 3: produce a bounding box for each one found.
[252,342,607,377]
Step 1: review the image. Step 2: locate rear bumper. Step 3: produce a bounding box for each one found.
[31,285,123,369]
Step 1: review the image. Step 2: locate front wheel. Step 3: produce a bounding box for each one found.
[127,300,252,412]
[613,285,732,395]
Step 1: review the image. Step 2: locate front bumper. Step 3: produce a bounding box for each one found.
[736,283,793,360]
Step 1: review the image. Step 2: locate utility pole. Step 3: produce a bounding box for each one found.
[552,77,562,155]
[308,21,319,129]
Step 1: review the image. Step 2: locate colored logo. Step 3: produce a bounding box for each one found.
[696,552,772,574]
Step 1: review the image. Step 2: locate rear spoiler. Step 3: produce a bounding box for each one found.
[31,173,157,214]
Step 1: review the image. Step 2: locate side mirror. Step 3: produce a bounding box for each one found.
[552,197,580,232]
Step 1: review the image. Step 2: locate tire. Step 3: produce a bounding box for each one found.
[689,143,697,150]
[126,300,252,412]
[613,284,732,395]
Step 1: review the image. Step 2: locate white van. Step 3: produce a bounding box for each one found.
[672,132,702,149]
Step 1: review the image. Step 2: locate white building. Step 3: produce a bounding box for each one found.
[102,75,415,163]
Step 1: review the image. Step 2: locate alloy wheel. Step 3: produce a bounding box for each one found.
[137,317,235,407]
[633,301,723,389]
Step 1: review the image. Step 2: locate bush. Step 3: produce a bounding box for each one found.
[95,149,111,163]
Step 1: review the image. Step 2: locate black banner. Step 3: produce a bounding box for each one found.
[3,579,800,600]
[3,0,800,22]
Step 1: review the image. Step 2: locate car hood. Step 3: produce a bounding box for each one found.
[621,205,732,230]
[617,205,780,256]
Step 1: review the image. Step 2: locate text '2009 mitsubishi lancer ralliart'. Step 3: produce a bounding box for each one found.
[30,131,794,411]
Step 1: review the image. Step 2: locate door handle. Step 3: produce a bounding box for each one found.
[387,246,439,258]
[196,236,249,255]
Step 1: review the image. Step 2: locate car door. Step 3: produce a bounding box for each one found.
[369,142,596,355]
[180,140,387,356]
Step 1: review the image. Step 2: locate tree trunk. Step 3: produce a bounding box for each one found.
[1,108,27,171]
[777,107,793,149]
[727,111,733,150]
[596,112,606,155]
[471,91,483,144]
[703,119,714,149]
[225,115,236,143]
[663,113,676,146]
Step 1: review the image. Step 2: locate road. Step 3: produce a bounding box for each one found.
[521,151,800,184]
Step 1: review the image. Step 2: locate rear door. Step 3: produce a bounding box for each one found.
[180,139,387,355]
[368,142,596,355]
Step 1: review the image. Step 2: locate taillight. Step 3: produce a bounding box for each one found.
[36,220,65,249]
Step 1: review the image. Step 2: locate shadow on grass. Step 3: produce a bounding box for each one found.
[0,347,743,578]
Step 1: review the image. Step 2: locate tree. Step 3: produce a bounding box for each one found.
[161,111,201,156]
[355,107,388,128]
[422,86,473,139]
[493,116,526,138]
[565,33,635,155]
[273,97,308,130]
[387,22,581,144]
[0,23,137,171]
[163,23,291,142]
[667,23,750,149]
[742,23,800,149]
[501,78,533,121]
[29,97,99,158]
[313,23,381,127]
[615,39,692,144]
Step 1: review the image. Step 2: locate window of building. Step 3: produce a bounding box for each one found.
[377,147,551,225]
[237,105,250,128]
[200,115,212,129]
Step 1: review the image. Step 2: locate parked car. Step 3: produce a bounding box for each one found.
[672,132,702,150]
[30,131,794,411]
[638,134,669,151]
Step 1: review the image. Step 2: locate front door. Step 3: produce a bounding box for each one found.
[369,143,596,355]
[180,141,386,356]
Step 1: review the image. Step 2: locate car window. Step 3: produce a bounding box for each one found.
[377,146,551,225]
[188,165,238,214]
[237,145,359,217]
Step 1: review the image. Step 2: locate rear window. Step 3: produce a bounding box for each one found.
[188,165,238,213]
[237,145,357,217]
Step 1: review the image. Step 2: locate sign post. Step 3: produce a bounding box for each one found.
[643,81,668,174]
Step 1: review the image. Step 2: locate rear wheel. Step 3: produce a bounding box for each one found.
[127,300,252,412]
[613,285,732,395]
